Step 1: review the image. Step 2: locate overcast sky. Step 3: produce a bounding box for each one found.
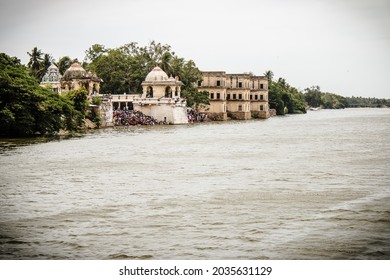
[1,0,389,98]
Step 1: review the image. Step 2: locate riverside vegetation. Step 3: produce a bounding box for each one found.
[1,42,389,137]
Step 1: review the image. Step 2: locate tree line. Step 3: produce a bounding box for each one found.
[264,72,390,114]
[303,85,390,109]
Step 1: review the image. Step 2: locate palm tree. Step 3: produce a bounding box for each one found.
[159,51,173,76]
[27,47,43,79]
[264,70,274,82]
[37,53,53,80]
[57,56,72,75]
[42,54,53,69]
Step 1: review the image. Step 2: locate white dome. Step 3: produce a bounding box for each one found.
[145,66,169,82]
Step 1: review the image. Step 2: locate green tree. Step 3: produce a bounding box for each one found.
[85,44,107,63]
[85,41,210,108]
[37,53,54,81]
[57,56,72,75]
[0,53,83,136]
[304,86,322,108]
[264,70,274,82]
[89,48,133,94]
[269,82,285,115]
[159,51,173,76]
[304,86,348,109]
[62,89,88,127]
[268,74,306,115]
[27,47,43,80]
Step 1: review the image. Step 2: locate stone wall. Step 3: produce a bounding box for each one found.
[99,101,114,127]
[251,110,270,119]
[134,103,188,124]
[228,111,251,120]
[206,112,227,121]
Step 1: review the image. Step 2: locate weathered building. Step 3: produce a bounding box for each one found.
[198,71,269,120]
[249,75,270,119]
[61,60,101,95]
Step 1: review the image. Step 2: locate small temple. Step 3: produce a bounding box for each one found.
[109,66,188,124]
[40,64,62,93]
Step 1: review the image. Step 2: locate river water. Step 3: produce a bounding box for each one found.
[0,108,389,259]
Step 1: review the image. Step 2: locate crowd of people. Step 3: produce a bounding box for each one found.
[113,110,161,126]
[113,109,208,126]
[187,109,207,123]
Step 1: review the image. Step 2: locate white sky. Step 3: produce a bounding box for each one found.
[1,0,389,98]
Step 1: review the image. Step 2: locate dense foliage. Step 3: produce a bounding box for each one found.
[84,41,209,108]
[345,96,390,108]
[0,53,85,137]
[26,47,54,81]
[304,86,347,109]
[304,86,390,109]
[266,71,307,115]
[57,56,72,75]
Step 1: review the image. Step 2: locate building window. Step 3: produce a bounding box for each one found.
[255,95,258,100]
[260,83,264,89]
[233,94,237,99]
[216,80,221,86]
[250,95,253,100]
[238,105,242,111]
[238,82,242,88]
[239,94,242,99]
[216,93,220,99]
[210,93,214,99]
[260,94,264,100]
[198,81,202,86]
[260,105,264,111]
[227,94,231,100]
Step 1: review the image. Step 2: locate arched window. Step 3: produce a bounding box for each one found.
[165,86,172,97]
[146,86,153,98]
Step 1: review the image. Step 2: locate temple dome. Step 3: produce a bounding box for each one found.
[144,66,169,82]
[62,60,87,80]
[41,63,62,83]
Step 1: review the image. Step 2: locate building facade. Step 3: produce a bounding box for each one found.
[60,60,101,95]
[110,66,188,124]
[198,71,270,120]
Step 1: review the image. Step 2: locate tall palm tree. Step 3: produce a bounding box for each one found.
[27,47,43,79]
[42,54,53,69]
[159,51,173,76]
[37,53,53,80]
[57,56,72,75]
[264,70,274,82]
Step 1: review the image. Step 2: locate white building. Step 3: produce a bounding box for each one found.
[110,66,188,124]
